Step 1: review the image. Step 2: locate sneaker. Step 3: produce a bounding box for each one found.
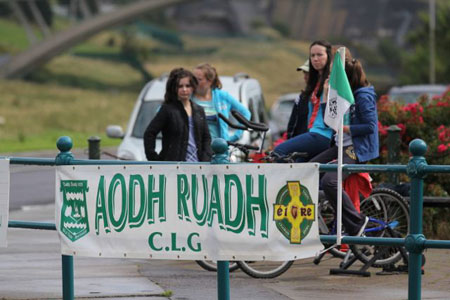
[355,216,369,237]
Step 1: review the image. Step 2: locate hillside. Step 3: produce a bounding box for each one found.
[0,20,314,152]
[0,18,389,153]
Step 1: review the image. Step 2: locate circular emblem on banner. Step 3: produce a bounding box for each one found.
[273,181,315,244]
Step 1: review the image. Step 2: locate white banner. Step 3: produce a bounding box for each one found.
[56,163,322,260]
[0,159,10,248]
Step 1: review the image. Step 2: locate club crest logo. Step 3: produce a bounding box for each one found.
[273,181,315,244]
[328,96,338,119]
[60,180,89,242]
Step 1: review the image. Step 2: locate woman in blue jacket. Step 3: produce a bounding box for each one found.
[310,53,379,236]
[193,63,251,142]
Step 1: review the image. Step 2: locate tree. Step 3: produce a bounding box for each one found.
[400,1,450,84]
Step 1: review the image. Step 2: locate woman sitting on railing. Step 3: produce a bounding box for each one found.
[310,48,379,236]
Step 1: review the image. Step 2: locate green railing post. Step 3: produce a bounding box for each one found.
[55,136,75,300]
[405,139,428,300]
[88,136,101,160]
[387,125,401,184]
[61,254,74,300]
[211,138,230,300]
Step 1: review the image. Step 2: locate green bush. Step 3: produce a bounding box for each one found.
[376,89,450,196]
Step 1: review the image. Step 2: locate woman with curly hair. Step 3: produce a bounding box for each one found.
[144,68,212,162]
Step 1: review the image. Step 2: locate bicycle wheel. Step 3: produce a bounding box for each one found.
[195,260,240,272]
[350,188,410,268]
[236,260,294,278]
[318,193,350,259]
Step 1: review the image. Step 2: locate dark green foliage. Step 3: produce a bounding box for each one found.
[0,3,11,16]
[19,0,53,26]
[376,91,450,196]
[401,2,450,84]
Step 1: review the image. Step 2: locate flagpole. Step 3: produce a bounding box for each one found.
[324,46,351,247]
[336,47,346,246]
[336,116,344,245]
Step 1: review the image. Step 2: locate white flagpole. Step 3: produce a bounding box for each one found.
[336,116,344,245]
[336,47,346,246]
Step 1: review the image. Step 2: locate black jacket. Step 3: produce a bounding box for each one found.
[144,101,212,162]
[286,92,328,139]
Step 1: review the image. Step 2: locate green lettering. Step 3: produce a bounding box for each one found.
[187,232,201,252]
[95,176,110,234]
[148,232,163,251]
[207,175,225,229]
[147,175,166,224]
[224,174,245,233]
[177,174,191,222]
[108,173,127,232]
[192,175,208,226]
[129,175,146,229]
[246,175,269,238]
[171,232,182,251]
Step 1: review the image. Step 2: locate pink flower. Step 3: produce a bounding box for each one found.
[378,121,388,135]
[437,125,445,132]
[437,144,448,153]
[397,123,406,135]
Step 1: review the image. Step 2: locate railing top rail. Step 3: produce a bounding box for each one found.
[3,155,450,174]
[4,157,56,166]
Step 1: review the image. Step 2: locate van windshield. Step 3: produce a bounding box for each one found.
[132,100,163,138]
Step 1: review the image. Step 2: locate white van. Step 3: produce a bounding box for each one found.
[106,73,269,161]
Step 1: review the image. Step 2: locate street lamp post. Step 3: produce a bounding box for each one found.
[429,0,436,84]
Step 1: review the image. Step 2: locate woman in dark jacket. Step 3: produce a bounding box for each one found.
[273,40,334,162]
[144,68,212,162]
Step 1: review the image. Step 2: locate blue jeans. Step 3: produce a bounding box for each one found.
[274,132,331,162]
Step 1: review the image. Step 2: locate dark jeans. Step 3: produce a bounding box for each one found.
[310,145,366,235]
[274,132,331,162]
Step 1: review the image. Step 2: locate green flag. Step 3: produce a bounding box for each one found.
[324,48,355,131]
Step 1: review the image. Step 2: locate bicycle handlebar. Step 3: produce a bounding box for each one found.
[262,151,309,163]
[217,111,269,132]
[217,113,248,130]
[217,110,268,155]
[231,110,269,132]
[228,141,259,151]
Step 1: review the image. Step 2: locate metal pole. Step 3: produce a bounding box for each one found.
[405,139,427,300]
[387,125,401,184]
[210,138,230,300]
[55,136,75,300]
[217,261,230,300]
[429,0,436,84]
[88,136,101,159]
[62,255,74,300]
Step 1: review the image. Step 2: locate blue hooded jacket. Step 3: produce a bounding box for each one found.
[349,86,379,162]
[211,88,251,142]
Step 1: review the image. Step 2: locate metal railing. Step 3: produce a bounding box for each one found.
[4,136,450,300]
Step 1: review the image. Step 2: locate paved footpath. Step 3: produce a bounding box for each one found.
[1,204,450,299]
[0,205,168,300]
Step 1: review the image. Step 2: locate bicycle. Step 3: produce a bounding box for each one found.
[195,110,271,273]
[235,150,408,278]
[197,111,411,278]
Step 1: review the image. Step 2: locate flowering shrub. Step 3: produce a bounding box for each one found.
[376,88,450,196]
